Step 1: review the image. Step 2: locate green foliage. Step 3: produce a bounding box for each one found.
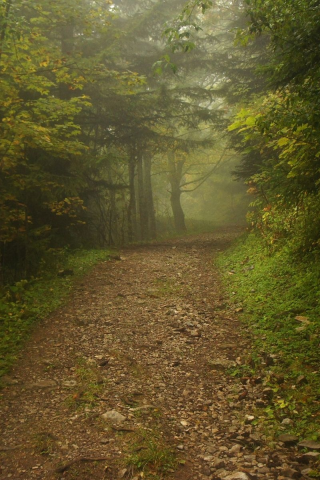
[0,247,112,381]
[0,0,145,281]
[230,0,320,253]
[218,233,320,438]
[163,0,213,54]
[244,0,320,87]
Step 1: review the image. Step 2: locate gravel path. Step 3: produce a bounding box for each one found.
[0,229,315,480]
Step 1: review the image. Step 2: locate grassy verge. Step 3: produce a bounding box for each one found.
[218,233,320,440]
[0,248,114,380]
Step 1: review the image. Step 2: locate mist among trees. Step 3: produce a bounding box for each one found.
[1,0,319,282]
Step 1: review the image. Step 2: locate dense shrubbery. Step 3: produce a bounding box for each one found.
[229,0,320,255]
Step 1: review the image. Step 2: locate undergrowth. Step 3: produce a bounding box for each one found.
[0,248,114,381]
[218,232,320,440]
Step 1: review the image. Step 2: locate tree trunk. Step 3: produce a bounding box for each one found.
[137,151,149,241]
[107,164,116,246]
[127,153,137,242]
[170,189,186,233]
[168,151,187,233]
[144,152,157,239]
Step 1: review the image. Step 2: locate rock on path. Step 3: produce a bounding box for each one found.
[0,229,315,479]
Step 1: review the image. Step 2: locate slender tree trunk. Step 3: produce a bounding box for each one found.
[108,164,116,245]
[137,151,149,241]
[144,152,157,239]
[168,151,187,232]
[128,153,137,242]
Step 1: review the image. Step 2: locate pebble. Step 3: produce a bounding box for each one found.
[281,418,293,425]
[230,444,241,454]
[298,440,320,450]
[225,472,250,480]
[278,434,299,445]
[101,410,126,423]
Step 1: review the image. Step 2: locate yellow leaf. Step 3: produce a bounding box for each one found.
[277,137,290,147]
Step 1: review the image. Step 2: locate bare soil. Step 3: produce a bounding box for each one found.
[0,228,309,480]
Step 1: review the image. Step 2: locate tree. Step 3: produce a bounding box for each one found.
[0,0,142,280]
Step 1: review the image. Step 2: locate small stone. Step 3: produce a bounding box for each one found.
[217,469,229,478]
[281,418,293,426]
[295,316,310,324]
[202,454,213,462]
[177,444,184,450]
[214,459,226,469]
[298,440,320,450]
[118,468,127,479]
[219,446,229,452]
[249,434,262,445]
[230,444,241,454]
[278,434,299,445]
[101,410,126,424]
[258,467,269,474]
[300,452,320,462]
[62,380,77,387]
[225,472,250,480]
[190,330,201,337]
[245,415,255,423]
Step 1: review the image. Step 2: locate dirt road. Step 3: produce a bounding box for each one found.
[0,229,303,480]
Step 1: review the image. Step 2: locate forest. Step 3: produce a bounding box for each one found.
[1,0,320,282]
[0,1,320,477]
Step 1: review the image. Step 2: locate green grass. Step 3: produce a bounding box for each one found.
[126,428,176,479]
[0,248,114,381]
[218,232,320,440]
[156,217,219,241]
[65,357,106,409]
